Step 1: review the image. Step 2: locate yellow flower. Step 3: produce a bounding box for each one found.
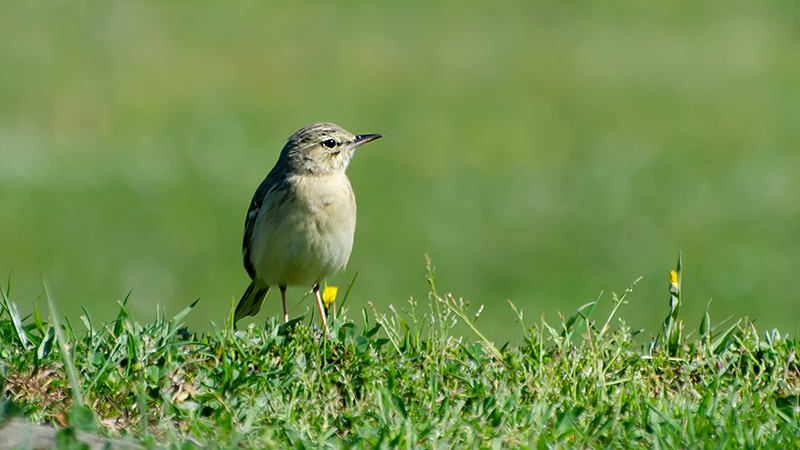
[669,270,678,284]
[322,286,338,309]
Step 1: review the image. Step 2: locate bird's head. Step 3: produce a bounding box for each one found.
[283,122,383,175]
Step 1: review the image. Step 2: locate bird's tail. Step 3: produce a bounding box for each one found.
[234,281,270,323]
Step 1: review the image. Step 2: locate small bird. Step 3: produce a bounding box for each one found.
[234,122,383,328]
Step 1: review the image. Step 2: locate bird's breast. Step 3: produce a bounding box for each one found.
[251,173,357,286]
[293,173,357,231]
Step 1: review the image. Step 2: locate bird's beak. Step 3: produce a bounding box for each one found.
[353,134,384,147]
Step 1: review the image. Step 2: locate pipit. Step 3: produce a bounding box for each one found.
[234,122,383,328]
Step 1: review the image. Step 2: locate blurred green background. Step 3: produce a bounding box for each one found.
[2,1,799,344]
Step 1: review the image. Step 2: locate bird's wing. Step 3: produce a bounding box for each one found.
[242,175,290,280]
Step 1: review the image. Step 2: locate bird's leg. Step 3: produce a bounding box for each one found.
[313,284,327,329]
[280,286,288,323]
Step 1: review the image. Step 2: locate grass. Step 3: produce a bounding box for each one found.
[2,255,800,449]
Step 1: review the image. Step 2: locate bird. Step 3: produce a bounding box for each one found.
[234,122,383,328]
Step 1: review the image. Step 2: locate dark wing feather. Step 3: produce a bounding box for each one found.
[242,172,291,280]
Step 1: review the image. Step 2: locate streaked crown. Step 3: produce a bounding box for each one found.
[280,122,382,175]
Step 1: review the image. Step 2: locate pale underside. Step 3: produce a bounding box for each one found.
[249,172,356,287]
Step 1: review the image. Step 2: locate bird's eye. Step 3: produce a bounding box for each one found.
[322,139,337,149]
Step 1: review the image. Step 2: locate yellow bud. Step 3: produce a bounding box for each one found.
[669,270,678,284]
[322,286,338,308]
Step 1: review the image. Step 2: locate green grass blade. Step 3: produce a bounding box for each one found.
[339,271,359,313]
[43,279,85,408]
